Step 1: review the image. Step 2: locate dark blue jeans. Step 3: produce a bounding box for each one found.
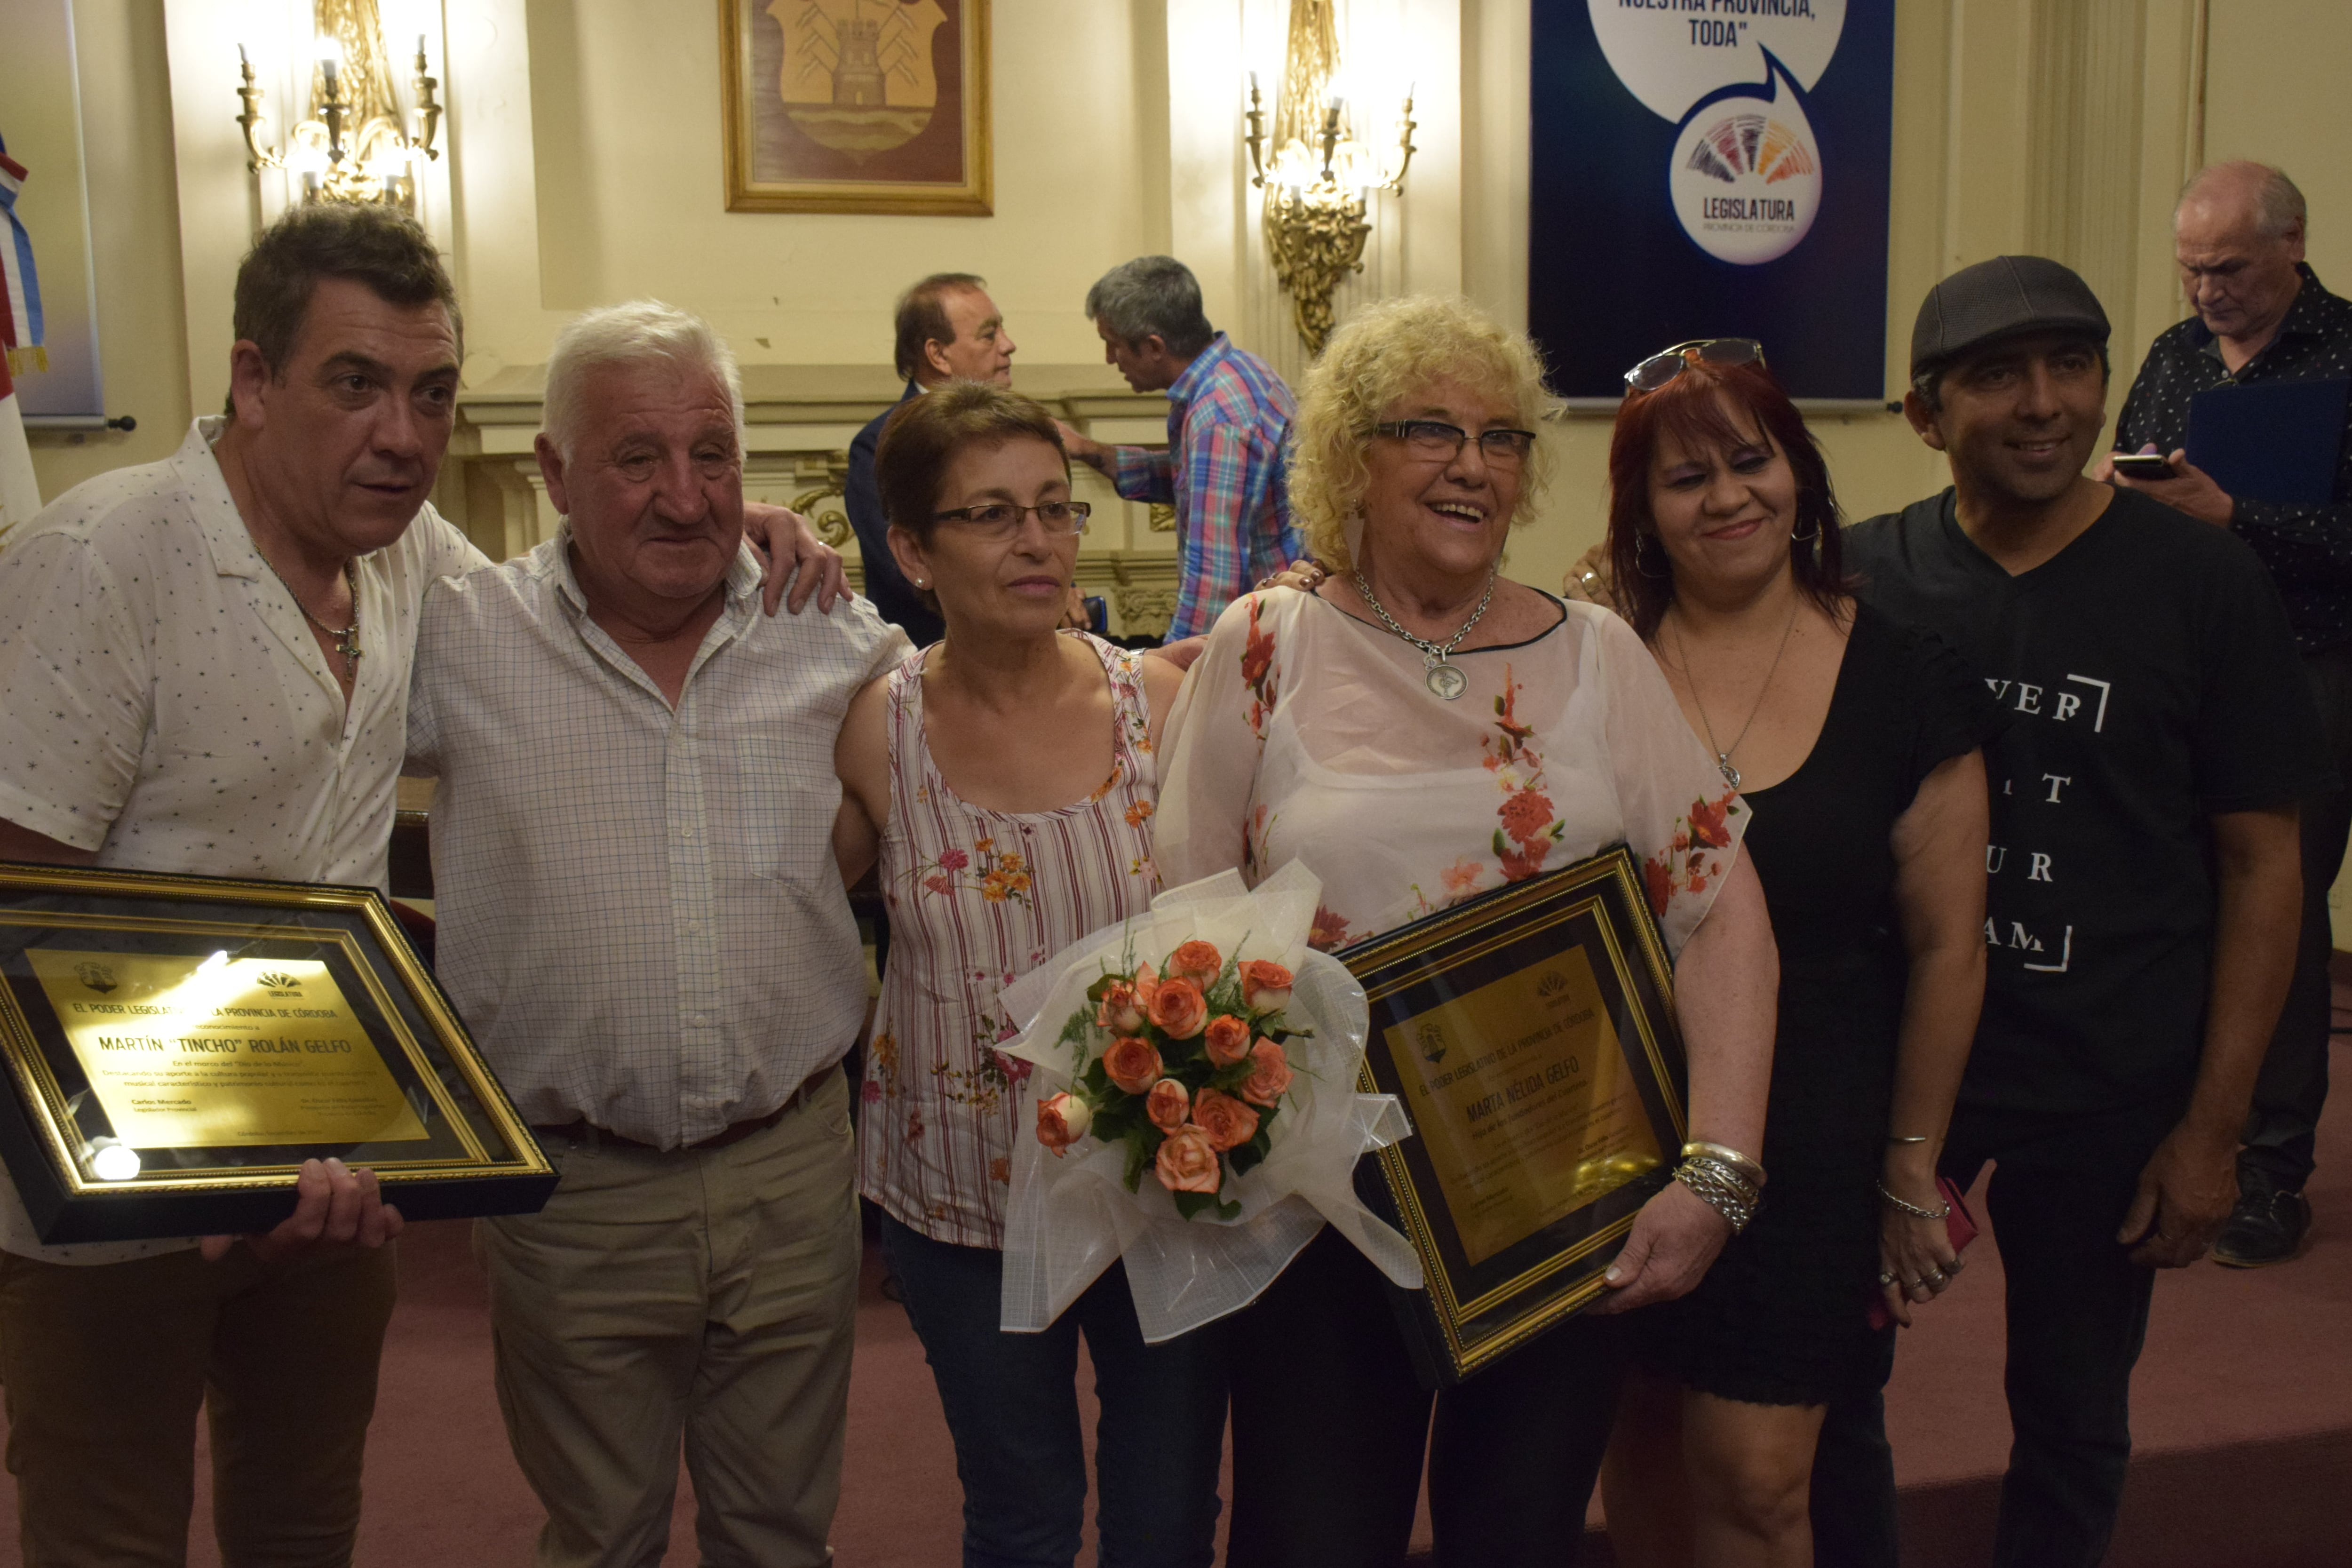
[878,1214,1227,1568]
[1809,1106,2172,1568]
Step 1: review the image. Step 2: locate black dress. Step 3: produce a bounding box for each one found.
[1636,600,2003,1406]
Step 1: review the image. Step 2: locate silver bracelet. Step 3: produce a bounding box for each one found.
[1675,1158,1759,1233]
[1680,1139,1767,1191]
[1876,1179,1951,1221]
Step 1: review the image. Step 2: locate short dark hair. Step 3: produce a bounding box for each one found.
[875,383,1068,611]
[892,272,988,382]
[1606,356,1853,639]
[227,203,460,413]
[1083,256,1214,357]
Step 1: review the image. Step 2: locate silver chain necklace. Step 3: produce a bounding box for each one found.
[1352,566,1498,700]
[261,555,363,674]
[1670,598,1799,790]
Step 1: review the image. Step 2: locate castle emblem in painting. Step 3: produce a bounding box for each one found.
[769,0,948,158]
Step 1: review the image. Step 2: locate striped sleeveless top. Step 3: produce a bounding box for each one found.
[859,631,1162,1249]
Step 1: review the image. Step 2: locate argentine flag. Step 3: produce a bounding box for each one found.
[0,350,38,549]
[0,137,43,377]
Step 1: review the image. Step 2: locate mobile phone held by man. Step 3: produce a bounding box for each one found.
[2109,449,2177,480]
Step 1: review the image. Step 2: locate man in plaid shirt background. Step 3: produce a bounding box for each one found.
[1059,255,1303,639]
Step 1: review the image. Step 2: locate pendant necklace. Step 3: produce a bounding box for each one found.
[262,555,364,675]
[1352,565,1498,700]
[1673,597,1799,790]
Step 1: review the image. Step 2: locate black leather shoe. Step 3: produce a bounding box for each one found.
[2212,1183,2312,1268]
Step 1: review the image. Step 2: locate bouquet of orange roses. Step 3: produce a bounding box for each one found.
[997,862,1420,1342]
[1033,936,1303,1222]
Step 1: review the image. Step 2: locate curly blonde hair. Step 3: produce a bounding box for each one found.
[1289,295,1555,573]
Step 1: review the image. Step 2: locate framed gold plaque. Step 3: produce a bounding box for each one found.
[1338,846,1689,1385]
[0,862,555,1244]
[721,0,992,215]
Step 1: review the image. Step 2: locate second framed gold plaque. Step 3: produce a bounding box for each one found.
[1339,846,1690,1385]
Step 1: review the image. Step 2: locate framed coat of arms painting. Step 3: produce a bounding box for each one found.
[721,0,992,215]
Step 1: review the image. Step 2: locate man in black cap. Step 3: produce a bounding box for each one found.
[1830,255,2328,1567]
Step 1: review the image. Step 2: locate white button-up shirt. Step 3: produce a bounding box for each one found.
[0,417,485,1262]
[407,532,908,1149]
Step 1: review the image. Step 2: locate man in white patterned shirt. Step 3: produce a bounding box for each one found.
[0,203,465,1564]
[406,301,907,1566]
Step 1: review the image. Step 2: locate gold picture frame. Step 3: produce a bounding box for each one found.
[721,0,993,216]
[0,862,555,1244]
[1338,846,1690,1385]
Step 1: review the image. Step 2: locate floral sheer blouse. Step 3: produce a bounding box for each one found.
[1155,588,1745,956]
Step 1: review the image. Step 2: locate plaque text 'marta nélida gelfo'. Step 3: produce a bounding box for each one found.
[1383,946,1664,1266]
[26,950,429,1149]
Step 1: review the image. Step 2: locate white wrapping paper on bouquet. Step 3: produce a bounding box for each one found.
[995,862,1422,1343]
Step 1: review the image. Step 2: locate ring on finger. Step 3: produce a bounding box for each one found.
[1878,1270,1897,1286]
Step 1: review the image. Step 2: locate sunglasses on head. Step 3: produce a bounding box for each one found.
[1622,338,1768,393]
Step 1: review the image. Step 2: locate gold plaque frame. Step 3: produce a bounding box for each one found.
[0,862,555,1243]
[721,0,993,216]
[1339,846,1689,1386]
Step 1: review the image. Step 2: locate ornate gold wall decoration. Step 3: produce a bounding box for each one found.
[1244,0,1415,354]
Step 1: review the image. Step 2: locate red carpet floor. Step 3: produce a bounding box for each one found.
[2,1045,2347,1566]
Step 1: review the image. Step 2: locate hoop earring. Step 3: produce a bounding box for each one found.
[1634,531,1671,579]
[1789,518,1821,544]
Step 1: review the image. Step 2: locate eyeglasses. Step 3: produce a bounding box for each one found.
[1373,420,1539,466]
[930,500,1093,540]
[1622,338,1768,393]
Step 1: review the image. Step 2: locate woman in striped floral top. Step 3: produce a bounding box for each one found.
[832,383,1218,1568]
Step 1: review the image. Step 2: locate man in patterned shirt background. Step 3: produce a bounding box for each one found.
[1057,255,1303,640]
[2104,160,2352,1267]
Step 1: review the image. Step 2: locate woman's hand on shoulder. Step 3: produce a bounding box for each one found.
[1256,557,1332,595]
[1561,542,1624,617]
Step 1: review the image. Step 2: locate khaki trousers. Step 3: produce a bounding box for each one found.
[0,1240,398,1568]
[477,1067,859,1568]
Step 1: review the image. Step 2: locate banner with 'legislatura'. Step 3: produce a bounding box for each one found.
[1530,0,1894,402]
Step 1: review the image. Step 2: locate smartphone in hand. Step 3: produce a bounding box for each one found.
[2110,452,2176,480]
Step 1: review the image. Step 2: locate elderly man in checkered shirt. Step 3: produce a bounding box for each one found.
[405,300,907,1568]
[1057,255,1305,639]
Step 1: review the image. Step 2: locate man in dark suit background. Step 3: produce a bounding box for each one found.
[845,273,1018,647]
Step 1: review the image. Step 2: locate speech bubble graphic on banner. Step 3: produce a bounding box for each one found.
[1587,0,1847,124]
[1666,58,1823,265]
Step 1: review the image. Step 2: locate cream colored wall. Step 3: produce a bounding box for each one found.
[22,0,192,502]
[2206,0,2352,286]
[488,0,1163,378]
[2201,0,2352,944]
[26,0,2352,573]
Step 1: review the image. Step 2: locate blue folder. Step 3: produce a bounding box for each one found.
[2185,378,2349,506]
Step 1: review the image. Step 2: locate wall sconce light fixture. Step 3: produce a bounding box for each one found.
[237,17,441,211]
[1244,0,1415,354]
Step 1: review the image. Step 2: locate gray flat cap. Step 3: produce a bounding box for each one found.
[1910,255,2110,377]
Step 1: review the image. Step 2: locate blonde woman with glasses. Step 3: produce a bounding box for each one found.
[1154,296,1780,1567]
